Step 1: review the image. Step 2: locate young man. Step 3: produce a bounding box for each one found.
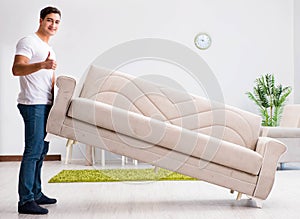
[12,6,61,215]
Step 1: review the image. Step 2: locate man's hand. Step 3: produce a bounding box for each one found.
[43,52,57,70]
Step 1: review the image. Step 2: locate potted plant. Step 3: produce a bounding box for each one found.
[246,74,292,126]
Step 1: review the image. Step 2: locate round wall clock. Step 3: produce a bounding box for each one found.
[194,33,212,50]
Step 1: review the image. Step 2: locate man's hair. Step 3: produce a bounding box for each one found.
[40,6,61,19]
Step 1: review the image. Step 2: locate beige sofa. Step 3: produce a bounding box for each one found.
[261,104,300,168]
[46,65,286,207]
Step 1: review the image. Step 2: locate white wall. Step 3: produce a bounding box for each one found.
[295,0,300,103]
[0,0,295,160]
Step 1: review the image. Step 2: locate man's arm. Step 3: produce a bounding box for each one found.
[12,52,56,76]
[51,71,55,101]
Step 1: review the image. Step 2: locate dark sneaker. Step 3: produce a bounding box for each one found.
[35,194,57,205]
[18,200,48,215]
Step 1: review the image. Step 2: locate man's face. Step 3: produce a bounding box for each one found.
[40,13,61,36]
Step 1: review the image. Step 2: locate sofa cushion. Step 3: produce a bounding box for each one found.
[261,127,300,138]
[68,98,263,175]
[79,65,262,151]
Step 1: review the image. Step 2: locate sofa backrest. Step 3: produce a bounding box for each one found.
[79,65,262,150]
[280,104,300,128]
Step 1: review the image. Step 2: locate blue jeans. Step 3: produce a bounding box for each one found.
[17,104,52,205]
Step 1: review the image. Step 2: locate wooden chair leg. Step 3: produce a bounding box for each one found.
[85,145,94,166]
[101,149,105,166]
[121,156,125,166]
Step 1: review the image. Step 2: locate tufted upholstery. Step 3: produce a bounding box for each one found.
[80,66,261,150]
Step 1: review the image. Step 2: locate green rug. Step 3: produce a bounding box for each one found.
[49,168,197,183]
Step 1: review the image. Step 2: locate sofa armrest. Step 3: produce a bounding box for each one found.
[253,137,286,199]
[46,76,76,135]
[260,126,300,138]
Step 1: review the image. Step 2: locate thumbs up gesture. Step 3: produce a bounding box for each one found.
[43,52,57,70]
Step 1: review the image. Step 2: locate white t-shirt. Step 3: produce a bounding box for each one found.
[15,33,56,105]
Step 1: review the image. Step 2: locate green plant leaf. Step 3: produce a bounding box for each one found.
[246,74,292,126]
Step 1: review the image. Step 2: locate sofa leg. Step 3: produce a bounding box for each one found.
[230,189,234,194]
[65,139,74,164]
[236,192,242,200]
